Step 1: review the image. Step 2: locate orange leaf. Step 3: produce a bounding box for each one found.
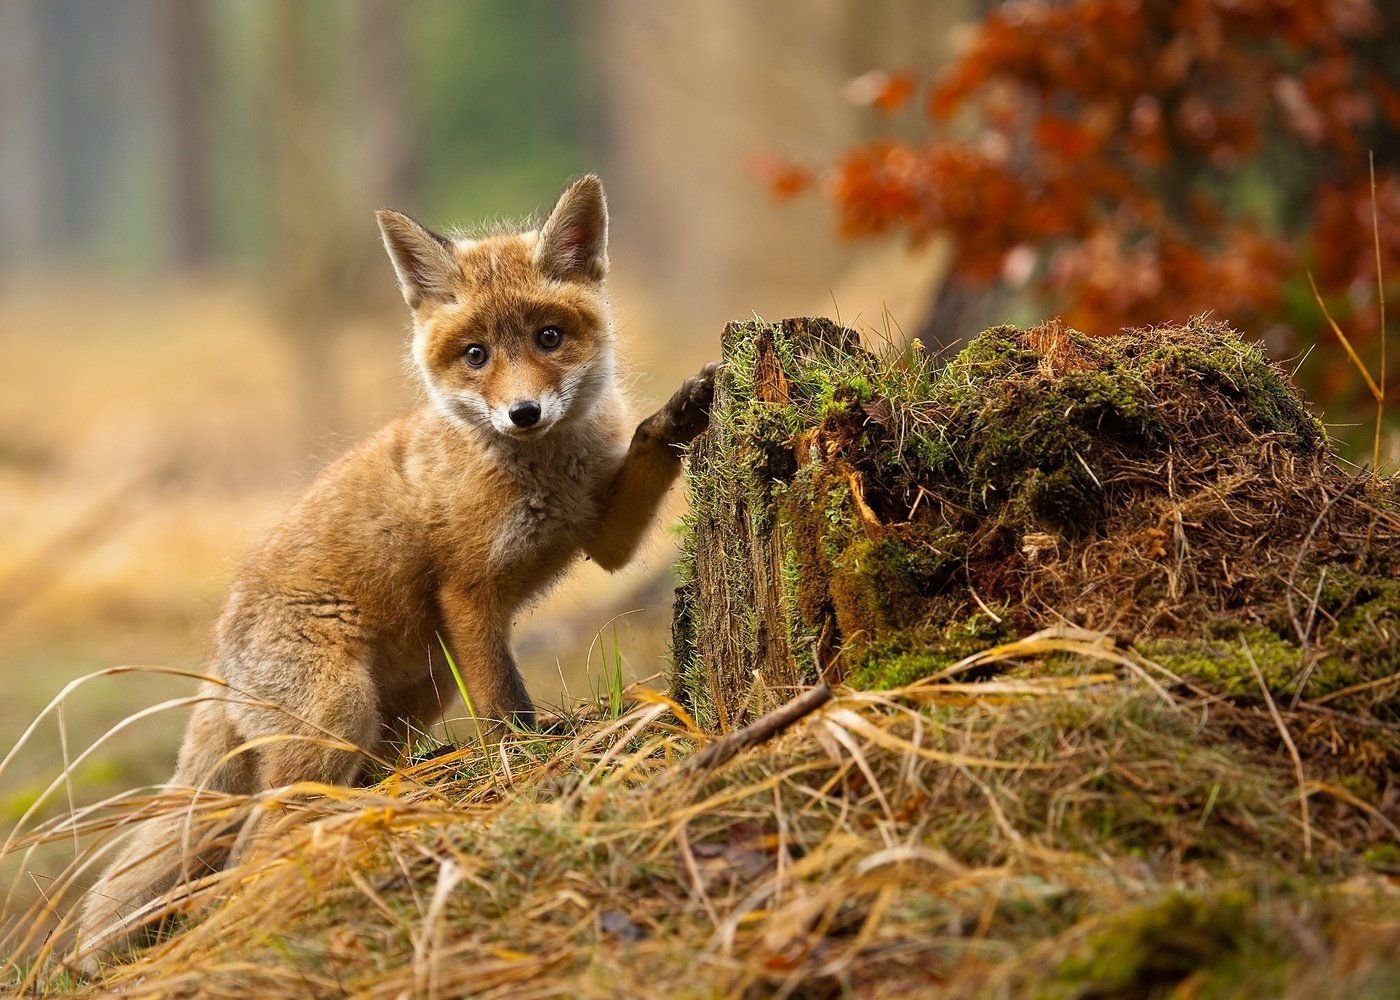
[748,153,816,201]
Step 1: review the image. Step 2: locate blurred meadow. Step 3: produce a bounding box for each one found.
[0,0,1396,900]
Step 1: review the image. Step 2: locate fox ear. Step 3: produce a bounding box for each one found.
[376,210,460,309]
[534,175,609,282]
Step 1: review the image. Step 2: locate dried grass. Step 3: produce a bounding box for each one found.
[3,630,1397,997]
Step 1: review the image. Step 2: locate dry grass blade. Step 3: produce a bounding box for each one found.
[413,858,465,998]
[0,665,221,782]
[1306,269,1383,404]
[1306,253,1388,484]
[1243,639,1312,863]
[907,628,1179,705]
[1371,151,1388,476]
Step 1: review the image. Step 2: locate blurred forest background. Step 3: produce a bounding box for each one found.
[0,0,1395,821]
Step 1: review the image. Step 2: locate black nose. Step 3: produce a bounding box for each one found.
[508,400,542,428]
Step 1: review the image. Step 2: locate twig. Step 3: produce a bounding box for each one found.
[1311,671,1400,707]
[1300,700,1400,733]
[680,683,833,777]
[1243,639,1312,862]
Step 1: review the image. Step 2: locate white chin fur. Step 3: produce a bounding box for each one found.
[489,390,564,437]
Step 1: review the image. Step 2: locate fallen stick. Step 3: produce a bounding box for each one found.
[680,683,834,777]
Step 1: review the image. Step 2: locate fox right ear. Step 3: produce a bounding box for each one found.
[376,210,460,309]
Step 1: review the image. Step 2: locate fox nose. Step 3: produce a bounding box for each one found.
[508,400,542,428]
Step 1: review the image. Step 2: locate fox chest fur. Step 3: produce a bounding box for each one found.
[441,420,626,599]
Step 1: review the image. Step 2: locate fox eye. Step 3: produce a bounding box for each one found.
[536,326,563,350]
[464,344,489,368]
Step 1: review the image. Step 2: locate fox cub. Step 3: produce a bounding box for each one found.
[79,175,717,963]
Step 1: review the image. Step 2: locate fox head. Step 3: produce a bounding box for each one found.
[376,175,615,441]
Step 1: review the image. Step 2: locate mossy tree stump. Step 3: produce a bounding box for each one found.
[674,315,1398,735]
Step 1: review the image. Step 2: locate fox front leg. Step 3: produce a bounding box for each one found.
[436,588,534,735]
[585,361,719,571]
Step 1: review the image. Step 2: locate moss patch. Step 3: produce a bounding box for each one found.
[1049,890,1280,998]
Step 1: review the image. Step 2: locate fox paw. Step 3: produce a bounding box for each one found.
[648,360,719,447]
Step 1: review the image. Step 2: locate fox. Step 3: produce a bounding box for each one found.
[76,175,717,968]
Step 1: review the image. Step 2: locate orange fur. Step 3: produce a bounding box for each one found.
[77,176,717,969]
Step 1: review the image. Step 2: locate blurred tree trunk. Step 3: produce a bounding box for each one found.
[598,0,970,346]
[262,1,350,450]
[260,0,416,456]
[918,272,1012,352]
[0,0,45,268]
[355,0,416,211]
[163,0,213,268]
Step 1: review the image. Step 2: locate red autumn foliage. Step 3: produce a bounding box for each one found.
[772,0,1399,397]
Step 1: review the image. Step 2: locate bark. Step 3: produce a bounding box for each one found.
[672,317,861,733]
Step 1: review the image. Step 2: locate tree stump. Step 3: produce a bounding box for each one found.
[672,317,861,732]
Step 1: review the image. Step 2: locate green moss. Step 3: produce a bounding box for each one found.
[776,464,843,630]
[1137,629,1301,697]
[928,346,1164,534]
[815,372,874,421]
[1049,890,1282,999]
[848,611,1014,689]
[1139,592,1399,701]
[933,323,1039,396]
[1318,574,1400,695]
[1137,335,1325,447]
[829,535,959,645]
[669,578,709,729]
[777,538,820,681]
[1362,842,1400,872]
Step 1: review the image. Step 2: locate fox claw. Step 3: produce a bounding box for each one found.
[654,360,720,447]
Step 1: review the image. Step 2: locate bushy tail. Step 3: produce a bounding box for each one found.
[76,699,255,971]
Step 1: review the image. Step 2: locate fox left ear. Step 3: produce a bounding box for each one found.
[534,175,609,283]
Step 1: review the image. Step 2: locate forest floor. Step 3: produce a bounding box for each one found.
[7,643,1398,997]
